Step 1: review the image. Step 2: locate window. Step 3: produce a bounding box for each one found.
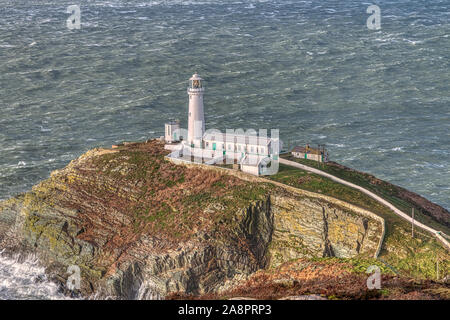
[251,146,254,153]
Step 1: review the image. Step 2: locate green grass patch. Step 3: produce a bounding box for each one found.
[281,154,450,235]
[270,160,450,280]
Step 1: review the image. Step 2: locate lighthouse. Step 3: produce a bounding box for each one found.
[164,74,280,176]
[187,73,205,148]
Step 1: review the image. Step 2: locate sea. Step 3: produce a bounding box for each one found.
[0,0,448,299]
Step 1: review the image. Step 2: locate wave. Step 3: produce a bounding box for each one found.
[0,252,73,300]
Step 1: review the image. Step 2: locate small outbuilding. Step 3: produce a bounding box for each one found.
[240,154,273,176]
[165,120,181,143]
[291,144,328,162]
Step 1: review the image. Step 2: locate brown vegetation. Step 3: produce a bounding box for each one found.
[168,258,450,300]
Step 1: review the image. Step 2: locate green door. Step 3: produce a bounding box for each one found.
[213,142,216,150]
[304,153,307,159]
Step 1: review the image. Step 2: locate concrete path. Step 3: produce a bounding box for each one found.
[279,158,450,251]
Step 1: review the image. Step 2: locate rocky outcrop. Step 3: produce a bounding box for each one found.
[102,198,275,299]
[269,193,382,267]
[0,140,384,299]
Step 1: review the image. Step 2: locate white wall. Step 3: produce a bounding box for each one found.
[241,164,259,176]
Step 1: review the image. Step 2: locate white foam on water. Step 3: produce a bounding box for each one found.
[0,252,72,300]
[328,143,345,148]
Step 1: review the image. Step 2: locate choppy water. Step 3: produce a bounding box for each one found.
[0,252,71,299]
[0,0,449,299]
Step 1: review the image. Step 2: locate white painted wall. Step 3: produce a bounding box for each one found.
[187,74,205,147]
[241,164,259,175]
[165,122,180,143]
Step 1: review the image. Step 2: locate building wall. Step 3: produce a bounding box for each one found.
[204,138,269,156]
[165,123,180,143]
[241,164,260,176]
[292,152,324,162]
[187,90,205,146]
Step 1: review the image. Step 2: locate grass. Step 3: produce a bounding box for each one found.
[268,163,406,228]
[281,154,450,235]
[310,256,396,275]
[269,160,450,280]
[83,142,275,244]
[42,140,448,279]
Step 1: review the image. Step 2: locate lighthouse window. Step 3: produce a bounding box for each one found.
[193,80,200,88]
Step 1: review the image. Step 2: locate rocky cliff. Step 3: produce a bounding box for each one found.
[0,140,389,299]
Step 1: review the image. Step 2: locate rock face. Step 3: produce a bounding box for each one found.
[269,193,381,267]
[105,198,274,299]
[0,140,383,299]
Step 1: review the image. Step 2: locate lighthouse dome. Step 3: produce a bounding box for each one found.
[189,73,203,81]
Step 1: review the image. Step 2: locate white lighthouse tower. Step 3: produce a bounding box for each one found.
[187,73,205,148]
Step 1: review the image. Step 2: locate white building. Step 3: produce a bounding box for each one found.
[291,145,328,163]
[165,120,180,143]
[240,154,273,176]
[165,73,280,176]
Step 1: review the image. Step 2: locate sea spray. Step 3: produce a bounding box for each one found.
[0,251,72,300]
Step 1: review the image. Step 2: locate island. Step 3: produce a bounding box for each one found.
[0,138,448,299]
